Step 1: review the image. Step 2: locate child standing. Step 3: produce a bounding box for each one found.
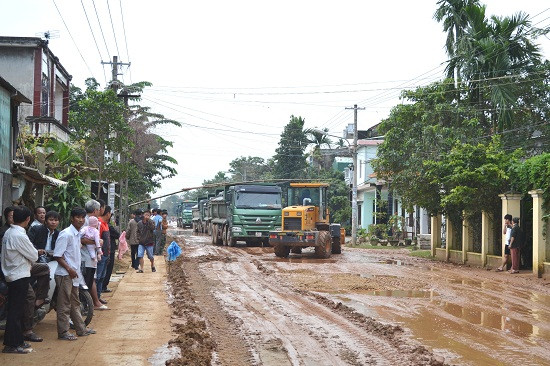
[81,216,102,266]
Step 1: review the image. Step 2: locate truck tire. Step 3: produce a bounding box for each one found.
[215,225,223,245]
[228,231,237,247]
[332,236,342,254]
[211,225,217,245]
[290,247,302,254]
[315,231,332,259]
[274,245,290,258]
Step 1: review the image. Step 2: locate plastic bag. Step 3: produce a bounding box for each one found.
[167,241,181,262]
[117,231,128,260]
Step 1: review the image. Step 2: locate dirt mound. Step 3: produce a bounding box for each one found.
[166,255,214,366]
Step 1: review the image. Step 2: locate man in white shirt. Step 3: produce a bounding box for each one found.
[54,207,96,340]
[29,206,46,228]
[1,206,38,354]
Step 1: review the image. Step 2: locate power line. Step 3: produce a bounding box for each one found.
[80,0,107,84]
[92,0,111,60]
[119,0,132,83]
[52,0,95,78]
[106,0,121,59]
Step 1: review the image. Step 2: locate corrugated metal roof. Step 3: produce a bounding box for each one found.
[12,161,67,187]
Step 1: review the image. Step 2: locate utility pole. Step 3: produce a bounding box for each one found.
[102,56,134,229]
[345,104,364,246]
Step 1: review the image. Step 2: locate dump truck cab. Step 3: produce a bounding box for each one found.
[269,183,341,258]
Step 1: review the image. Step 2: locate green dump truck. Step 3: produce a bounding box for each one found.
[177,200,196,228]
[209,184,282,246]
[192,197,210,233]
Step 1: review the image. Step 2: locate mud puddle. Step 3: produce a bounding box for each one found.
[365,289,436,298]
[339,294,550,365]
[262,257,337,264]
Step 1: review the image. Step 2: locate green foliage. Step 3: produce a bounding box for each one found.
[47,178,88,228]
[368,224,389,239]
[510,153,550,214]
[273,115,309,179]
[228,156,271,181]
[424,136,516,215]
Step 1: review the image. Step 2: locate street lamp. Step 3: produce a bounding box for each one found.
[311,128,357,246]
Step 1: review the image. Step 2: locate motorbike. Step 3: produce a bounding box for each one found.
[0,256,94,330]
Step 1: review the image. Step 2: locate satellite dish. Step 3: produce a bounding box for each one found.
[35,30,60,40]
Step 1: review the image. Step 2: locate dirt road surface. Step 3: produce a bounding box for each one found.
[167,229,550,366]
[0,256,174,366]
[3,228,550,366]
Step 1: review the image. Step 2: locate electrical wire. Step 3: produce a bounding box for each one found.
[51,0,95,79]
[106,0,121,59]
[80,0,107,84]
[119,0,132,83]
[92,0,111,60]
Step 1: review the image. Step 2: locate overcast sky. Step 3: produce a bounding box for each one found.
[2,1,549,199]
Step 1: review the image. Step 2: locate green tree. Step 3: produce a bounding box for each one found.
[228,156,271,181]
[273,115,309,179]
[69,79,130,198]
[305,127,332,170]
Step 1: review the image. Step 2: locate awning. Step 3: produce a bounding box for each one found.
[12,161,67,187]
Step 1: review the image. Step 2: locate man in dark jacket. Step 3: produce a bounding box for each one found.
[102,224,120,293]
[28,211,60,254]
[137,210,156,273]
[126,209,142,270]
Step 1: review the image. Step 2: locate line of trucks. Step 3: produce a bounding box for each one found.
[178,182,343,258]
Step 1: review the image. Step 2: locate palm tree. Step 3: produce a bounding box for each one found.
[434,0,481,79]
[436,2,548,131]
[304,128,332,170]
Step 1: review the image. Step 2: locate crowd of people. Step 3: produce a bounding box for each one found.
[0,200,169,354]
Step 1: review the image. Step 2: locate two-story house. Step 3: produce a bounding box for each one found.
[0,75,31,211]
[0,36,71,142]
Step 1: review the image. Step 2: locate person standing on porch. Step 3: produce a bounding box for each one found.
[509,217,523,274]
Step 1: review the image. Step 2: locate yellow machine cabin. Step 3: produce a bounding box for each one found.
[269,183,342,258]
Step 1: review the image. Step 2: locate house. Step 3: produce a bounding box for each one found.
[355,137,431,243]
[0,36,71,142]
[0,75,31,211]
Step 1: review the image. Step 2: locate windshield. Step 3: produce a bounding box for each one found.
[182,203,195,210]
[289,187,320,206]
[235,192,282,209]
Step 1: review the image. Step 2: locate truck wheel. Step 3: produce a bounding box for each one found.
[211,225,217,245]
[332,236,342,254]
[290,247,302,254]
[215,226,223,245]
[274,245,290,258]
[228,231,237,247]
[222,226,227,246]
[315,231,332,259]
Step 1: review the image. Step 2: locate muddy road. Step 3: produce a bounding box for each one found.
[166,229,550,366]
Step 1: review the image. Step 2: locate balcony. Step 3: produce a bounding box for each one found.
[26,116,70,142]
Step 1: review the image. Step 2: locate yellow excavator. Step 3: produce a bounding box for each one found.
[269,183,342,258]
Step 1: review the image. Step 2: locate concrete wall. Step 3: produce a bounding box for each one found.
[435,248,446,261]
[0,47,35,107]
[466,252,483,266]
[449,250,463,263]
[486,255,502,269]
